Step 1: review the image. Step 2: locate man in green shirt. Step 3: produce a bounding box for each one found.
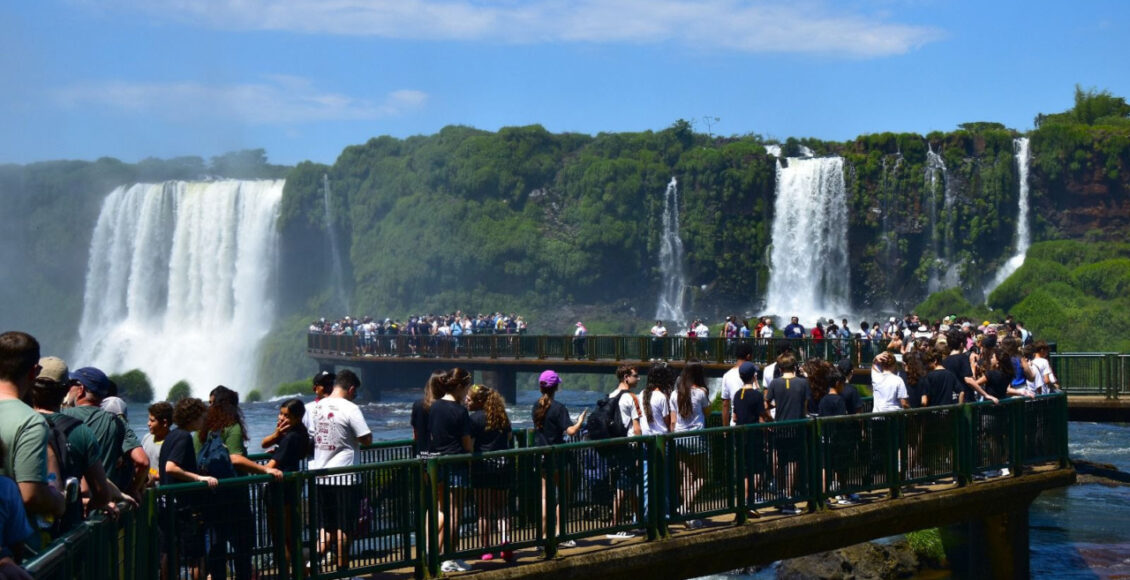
[0,332,64,522]
[31,357,133,529]
[62,367,149,501]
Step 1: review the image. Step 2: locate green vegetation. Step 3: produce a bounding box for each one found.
[907,528,946,566]
[918,240,1130,352]
[109,369,154,403]
[275,380,310,397]
[245,389,263,403]
[167,381,192,402]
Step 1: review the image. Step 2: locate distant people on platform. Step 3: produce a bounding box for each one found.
[309,312,529,338]
[573,322,588,357]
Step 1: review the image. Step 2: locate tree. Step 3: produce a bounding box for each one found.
[168,381,192,402]
[109,369,154,403]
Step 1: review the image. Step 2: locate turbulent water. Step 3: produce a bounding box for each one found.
[765,157,851,321]
[655,177,688,329]
[984,137,1031,299]
[74,180,283,398]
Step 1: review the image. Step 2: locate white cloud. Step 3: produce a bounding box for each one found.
[51,76,427,124]
[108,0,943,57]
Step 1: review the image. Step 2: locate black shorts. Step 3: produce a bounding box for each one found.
[316,484,362,533]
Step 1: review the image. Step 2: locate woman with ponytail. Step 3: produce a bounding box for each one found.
[426,368,473,572]
[411,370,446,456]
[531,370,585,547]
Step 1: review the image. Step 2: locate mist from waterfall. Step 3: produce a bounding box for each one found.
[765,157,851,321]
[322,174,351,314]
[655,177,688,329]
[74,180,283,398]
[984,138,1031,300]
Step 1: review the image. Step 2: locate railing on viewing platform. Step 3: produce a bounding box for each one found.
[307,333,887,368]
[25,394,1069,580]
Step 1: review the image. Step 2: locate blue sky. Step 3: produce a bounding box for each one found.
[2,0,1127,166]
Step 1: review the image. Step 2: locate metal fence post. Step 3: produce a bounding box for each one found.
[808,420,825,512]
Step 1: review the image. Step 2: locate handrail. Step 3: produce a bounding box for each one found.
[25,393,1069,579]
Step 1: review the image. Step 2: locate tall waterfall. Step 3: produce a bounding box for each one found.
[984,138,1031,299]
[74,180,284,398]
[322,174,350,314]
[765,157,851,319]
[655,177,688,329]
[925,147,958,292]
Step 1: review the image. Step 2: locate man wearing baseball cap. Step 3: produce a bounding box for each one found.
[31,357,132,531]
[62,367,149,500]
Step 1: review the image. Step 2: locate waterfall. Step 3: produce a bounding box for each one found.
[655,177,688,329]
[984,138,1031,299]
[765,157,851,320]
[925,147,947,292]
[322,174,351,314]
[74,180,283,398]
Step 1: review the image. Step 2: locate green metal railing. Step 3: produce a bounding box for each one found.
[1050,352,1129,399]
[25,394,1069,579]
[308,333,885,367]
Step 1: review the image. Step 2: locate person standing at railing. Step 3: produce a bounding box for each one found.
[199,386,282,580]
[0,469,33,580]
[871,352,909,413]
[764,353,810,515]
[1030,341,1058,394]
[158,397,213,580]
[532,370,586,548]
[262,398,309,571]
[650,321,668,361]
[721,343,758,427]
[427,369,474,573]
[307,370,371,575]
[411,371,444,457]
[670,362,710,528]
[733,361,770,518]
[467,385,514,562]
[573,322,588,358]
[639,362,674,526]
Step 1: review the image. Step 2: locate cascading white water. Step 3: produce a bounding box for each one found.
[655,177,688,329]
[74,180,283,398]
[322,174,351,314]
[984,138,1031,299]
[765,157,851,320]
[925,147,947,292]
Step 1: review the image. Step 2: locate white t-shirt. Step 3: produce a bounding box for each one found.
[871,369,908,413]
[759,325,773,338]
[308,396,371,484]
[650,325,667,337]
[669,387,709,432]
[1030,357,1054,394]
[638,389,670,435]
[609,387,641,433]
[720,366,746,424]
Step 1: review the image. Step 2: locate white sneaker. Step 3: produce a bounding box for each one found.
[999,468,1010,477]
[684,519,705,530]
[441,559,471,572]
[779,505,801,515]
[836,496,856,506]
[605,531,635,539]
[559,539,577,548]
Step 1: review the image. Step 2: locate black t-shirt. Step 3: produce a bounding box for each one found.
[158,428,198,485]
[272,428,310,472]
[533,399,571,446]
[841,383,863,413]
[766,376,810,422]
[985,369,1010,400]
[410,399,430,453]
[469,410,512,453]
[818,393,848,417]
[943,352,975,401]
[732,388,766,425]
[427,399,471,456]
[924,368,961,407]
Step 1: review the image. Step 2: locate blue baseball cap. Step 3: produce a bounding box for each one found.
[69,367,113,398]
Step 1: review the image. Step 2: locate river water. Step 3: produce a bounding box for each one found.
[122,392,1130,579]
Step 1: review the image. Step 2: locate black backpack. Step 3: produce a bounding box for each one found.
[45,414,84,535]
[587,391,629,440]
[197,431,237,479]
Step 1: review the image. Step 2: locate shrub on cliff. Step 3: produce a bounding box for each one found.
[109,369,154,403]
[1072,259,1130,300]
[987,259,1071,312]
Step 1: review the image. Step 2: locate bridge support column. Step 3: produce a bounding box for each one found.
[944,508,1030,579]
[480,368,518,403]
[361,366,381,402]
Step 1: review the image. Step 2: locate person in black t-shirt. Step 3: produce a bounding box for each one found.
[764,354,810,512]
[923,346,962,407]
[262,398,310,569]
[732,362,769,516]
[531,370,585,547]
[411,370,445,456]
[467,385,514,562]
[427,368,473,572]
[157,398,212,579]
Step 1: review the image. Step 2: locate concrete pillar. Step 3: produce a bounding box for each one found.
[360,365,381,402]
[480,368,518,403]
[943,509,1030,578]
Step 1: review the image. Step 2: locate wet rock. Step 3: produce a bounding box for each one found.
[777,539,920,580]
